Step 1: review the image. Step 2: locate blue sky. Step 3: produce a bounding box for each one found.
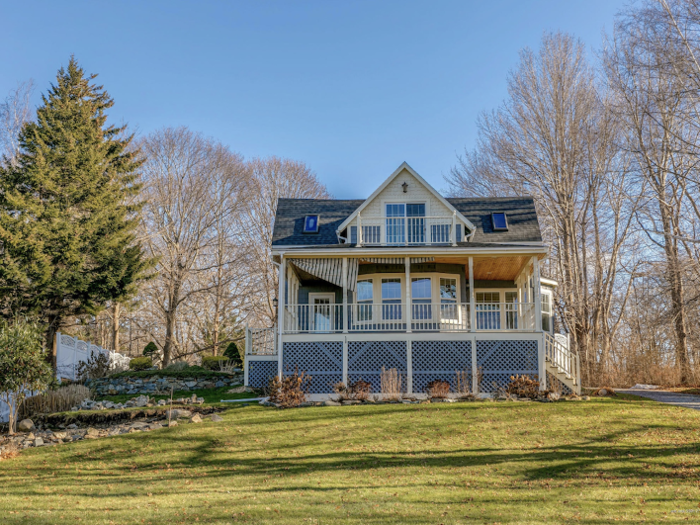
[1,0,626,198]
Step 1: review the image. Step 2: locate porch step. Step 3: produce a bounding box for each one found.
[545,361,580,395]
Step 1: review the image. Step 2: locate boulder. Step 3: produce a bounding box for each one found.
[215,381,225,388]
[324,399,341,406]
[190,414,203,423]
[17,419,34,432]
[166,409,192,419]
[34,437,44,447]
[210,414,224,422]
[133,395,150,407]
[168,421,178,428]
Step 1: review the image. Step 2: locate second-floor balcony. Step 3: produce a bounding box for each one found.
[353,215,461,246]
[283,302,537,334]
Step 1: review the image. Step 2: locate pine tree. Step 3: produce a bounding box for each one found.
[0,57,152,365]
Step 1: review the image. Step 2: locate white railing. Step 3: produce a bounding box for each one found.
[545,332,580,384]
[245,326,277,355]
[55,332,131,381]
[356,216,457,246]
[281,302,537,333]
[474,302,536,331]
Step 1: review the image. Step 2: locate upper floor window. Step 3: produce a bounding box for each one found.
[492,212,508,231]
[303,215,320,233]
[386,203,426,244]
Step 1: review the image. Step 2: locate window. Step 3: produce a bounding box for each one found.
[381,278,402,320]
[504,291,518,329]
[356,279,373,322]
[349,225,381,244]
[440,278,457,320]
[476,291,500,330]
[492,212,508,231]
[385,203,426,244]
[542,291,553,333]
[412,277,432,320]
[302,215,320,233]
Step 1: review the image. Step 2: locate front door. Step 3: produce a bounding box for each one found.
[309,293,335,332]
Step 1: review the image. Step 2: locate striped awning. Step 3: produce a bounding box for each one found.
[359,257,435,264]
[289,258,360,292]
[289,257,435,292]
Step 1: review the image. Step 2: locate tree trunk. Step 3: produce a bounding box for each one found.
[111,302,121,353]
[45,317,60,369]
[162,284,180,368]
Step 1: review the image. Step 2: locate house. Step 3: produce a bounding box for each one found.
[244,162,580,397]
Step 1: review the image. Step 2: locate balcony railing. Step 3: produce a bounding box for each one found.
[355,216,457,246]
[282,302,536,334]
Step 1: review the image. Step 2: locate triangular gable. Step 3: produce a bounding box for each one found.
[337,162,476,234]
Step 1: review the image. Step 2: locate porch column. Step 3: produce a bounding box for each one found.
[277,256,286,378]
[342,257,348,334]
[533,256,542,332]
[468,257,476,332]
[405,256,412,332]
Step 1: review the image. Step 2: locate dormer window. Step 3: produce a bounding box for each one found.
[302,215,320,233]
[492,212,508,231]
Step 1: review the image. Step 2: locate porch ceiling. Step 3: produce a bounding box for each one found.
[432,255,536,281]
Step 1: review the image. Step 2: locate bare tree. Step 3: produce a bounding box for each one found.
[139,127,247,366]
[239,156,331,326]
[447,32,637,384]
[0,81,33,167]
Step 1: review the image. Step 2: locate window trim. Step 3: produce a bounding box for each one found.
[491,212,508,231]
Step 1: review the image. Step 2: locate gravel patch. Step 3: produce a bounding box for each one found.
[617,388,700,411]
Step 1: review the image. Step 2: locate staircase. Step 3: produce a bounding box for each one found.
[544,333,581,395]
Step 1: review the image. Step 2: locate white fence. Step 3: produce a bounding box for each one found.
[56,332,131,381]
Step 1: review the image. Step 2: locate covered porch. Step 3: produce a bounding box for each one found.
[278,253,546,335]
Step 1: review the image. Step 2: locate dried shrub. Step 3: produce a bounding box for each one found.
[506,374,542,399]
[455,370,472,396]
[591,386,616,397]
[76,352,110,381]
[0,441,20,461]
[267,369,311,408]
[426,379,450,398]
[19,384,91,419]
[333,379,371,401]
[380,367,403,399]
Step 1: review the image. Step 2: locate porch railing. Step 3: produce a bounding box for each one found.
[245,326,277,355]
[282,302,536,333]
[544,332,579,382]
[356,216,457,246]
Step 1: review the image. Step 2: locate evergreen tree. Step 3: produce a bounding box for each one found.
[143,342,158,358]
[0,57,152,364]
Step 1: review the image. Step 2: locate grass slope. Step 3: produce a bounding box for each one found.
[2,395,700,524]
[94,387,257,405]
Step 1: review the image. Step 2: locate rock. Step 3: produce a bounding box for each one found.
[34,437,44,447]
[342,400,360,405]
[196,397,204,405]
[582,396,591,401]
[148,422,163,430]
[190,414,203,423]
[53,432,67,440]
[228,385,254,394]
[324,399,341,406]
[67,423,78,429]
[85,428,99,438]
[215,381,225,388]
[133,395,150,407]
[190,394,198,404]
[185,381,197,388]
[210,414,223,422]
[549,392,561,401]
[598,389,608,397]
[166,409,192,419]
[157,399,167,406]
[168,420,178,427]
[17,419,34,432]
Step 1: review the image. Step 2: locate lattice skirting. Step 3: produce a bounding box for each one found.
[248,360,278,390]
[412,340,472,394]
[283,342,343,394]
[348,341,407,393]
[546,372,573,395]
[476,340,538,393]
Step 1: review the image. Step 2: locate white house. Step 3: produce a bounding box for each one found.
[244,163,579,396]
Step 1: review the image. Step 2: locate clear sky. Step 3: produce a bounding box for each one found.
[1,0,627,198]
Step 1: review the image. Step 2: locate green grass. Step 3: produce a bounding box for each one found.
[94,387,259,405]
[3,395,700,524]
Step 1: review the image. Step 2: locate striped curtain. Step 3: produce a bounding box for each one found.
[359,257,435,264]
[289,258,360,292]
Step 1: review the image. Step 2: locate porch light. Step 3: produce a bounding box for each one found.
[402,182,408,193]
[273,297,278,310]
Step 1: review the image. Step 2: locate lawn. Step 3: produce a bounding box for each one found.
[2,395,700,524]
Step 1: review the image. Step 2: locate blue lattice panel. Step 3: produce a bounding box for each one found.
[348,340,407,393]
[412,340,472,394]
[283,342,343,394]
[476,339,538,393]
[248,360,278,390]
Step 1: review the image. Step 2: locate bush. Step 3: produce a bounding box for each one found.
[129,356,153,371]
[143,342,158,357]
[76,352,110,381]
[223,342,242,368]
[109,366,229,380]
[19,384,91,419]
[164,361,189,372]
[0,319,53,434]
[202,356,229,370]
[426,379,450,399]
[267,369,311,408]
[380,367,403,399]
[333,379,371,401]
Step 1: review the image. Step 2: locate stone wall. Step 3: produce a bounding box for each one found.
[87,373,243,396]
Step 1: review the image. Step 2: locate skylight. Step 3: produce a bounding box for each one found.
[302,215,320,233]
[492,212,508,231]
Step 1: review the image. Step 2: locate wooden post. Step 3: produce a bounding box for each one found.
[357,213,363,246]
[468,257,476,332]
[406,340,413,394]
[533,256,542,332]
[342,257,348,334]
[451,211,457,246]
[405,256,412,333]
[277,257,286,378]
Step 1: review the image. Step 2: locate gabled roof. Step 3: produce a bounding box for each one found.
[272,196,542,246]
[336,162,476,234]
